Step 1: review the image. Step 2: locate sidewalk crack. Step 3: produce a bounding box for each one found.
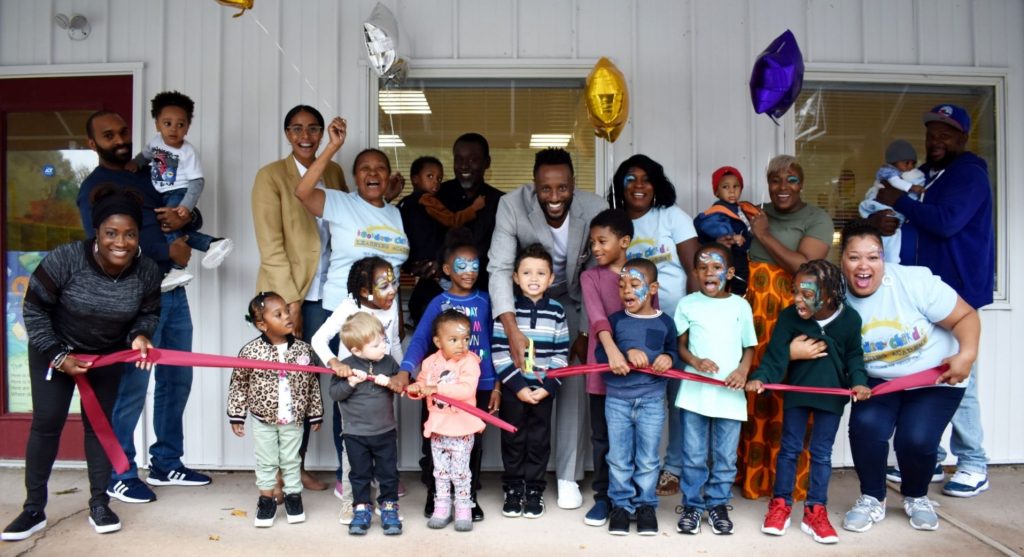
[14,508,87,557]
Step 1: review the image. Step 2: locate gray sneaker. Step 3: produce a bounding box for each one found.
[842,494,886,532]
[903,496,939,531]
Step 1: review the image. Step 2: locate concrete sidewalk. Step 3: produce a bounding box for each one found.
[1,467,1021,556]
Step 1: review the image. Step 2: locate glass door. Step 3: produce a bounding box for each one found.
[0,75,133,460]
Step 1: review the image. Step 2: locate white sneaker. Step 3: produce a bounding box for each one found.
[161,268,193,292]
[338,498,354,525]
[942,470,990,497]
[556,479,583,510]
[903,496,939,531]
[201,238,234,269]
[842,494,886,532]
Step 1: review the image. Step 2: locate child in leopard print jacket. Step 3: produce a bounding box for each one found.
[228,291,324,528]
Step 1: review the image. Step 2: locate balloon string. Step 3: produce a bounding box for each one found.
[249,15,333,111]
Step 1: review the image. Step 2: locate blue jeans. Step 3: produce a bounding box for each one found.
[606,394,665,513]
[662,379,683,477]
[936,363,987,474]
[850,379,965,500]
[679,409,741,510]
[162,190,215,257]
[774,407,842,507]
[111,287,193,480]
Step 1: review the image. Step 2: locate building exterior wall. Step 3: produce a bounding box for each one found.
[1,0,1021,470]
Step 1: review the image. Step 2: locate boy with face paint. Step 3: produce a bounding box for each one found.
[745,259,871,544]
[596,258,681,536]
[492,244,568,520]
[672,244,757,536]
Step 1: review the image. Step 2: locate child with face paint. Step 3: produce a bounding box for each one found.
[693,167,758,295]
[596,258,681,536]
[311,257,405,524]
[672,244,757,536]
[328,312,404,536]
[407,310,485,532]
[492,244,569,520]
[400,228,496,521]
[745,259,871,544]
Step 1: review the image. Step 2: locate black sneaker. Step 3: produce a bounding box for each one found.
[88,504,121,534]
[523,490,545,519]
[471,492,484,522]
[502,488,524,518]
[608,506,630,536]
[423,489,435,518]
[636,505,658,535]
[284,493,305,524]
[707,504,734,535]
[254,495,277,528]
[675,505,702,535]
[2,511,46,541]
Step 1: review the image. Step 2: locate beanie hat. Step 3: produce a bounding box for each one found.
[712,166,744,195]
[884,140,918,165]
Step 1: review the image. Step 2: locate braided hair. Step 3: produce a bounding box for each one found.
[347,256,391,307]
[795,259,845,311]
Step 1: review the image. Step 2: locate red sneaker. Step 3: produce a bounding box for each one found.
[801,504,839,544]
[761,497,792,536]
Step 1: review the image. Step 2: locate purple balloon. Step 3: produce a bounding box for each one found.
[750,30,805,123]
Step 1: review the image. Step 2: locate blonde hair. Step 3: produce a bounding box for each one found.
[340,312,385,351]
[766,154,803,184]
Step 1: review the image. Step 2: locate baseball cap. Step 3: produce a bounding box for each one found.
[712,166,744,194]
[923,104,971,134]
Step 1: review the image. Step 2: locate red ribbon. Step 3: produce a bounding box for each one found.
[547,363,951,397]
[72,348,516,473]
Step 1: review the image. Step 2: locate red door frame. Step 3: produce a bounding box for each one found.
[0,74,133,459]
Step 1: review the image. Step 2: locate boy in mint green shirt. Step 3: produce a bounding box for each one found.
[673,243,756,536]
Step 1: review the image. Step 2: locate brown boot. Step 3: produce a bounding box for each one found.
[300,455,327,491]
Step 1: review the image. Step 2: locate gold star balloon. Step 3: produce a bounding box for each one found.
[215,0,253,18]
[584,57,629,143]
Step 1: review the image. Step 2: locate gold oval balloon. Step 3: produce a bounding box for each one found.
[216,0,253,17]
[585,57,629,143]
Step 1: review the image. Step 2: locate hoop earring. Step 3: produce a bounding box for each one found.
[93,242,99,255]
[136,246,142,258]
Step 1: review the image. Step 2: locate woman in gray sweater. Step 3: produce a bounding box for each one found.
[2,186,161,542]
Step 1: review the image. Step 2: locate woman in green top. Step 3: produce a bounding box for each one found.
[736,155,835,500]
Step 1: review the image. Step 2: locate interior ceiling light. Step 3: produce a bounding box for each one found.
[529,134,572,148]
[378,90,431,114]
[378,134,406,147]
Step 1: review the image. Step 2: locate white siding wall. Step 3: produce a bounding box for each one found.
[1,0,1021,470]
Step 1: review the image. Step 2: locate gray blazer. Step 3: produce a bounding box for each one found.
[487,183,606,330]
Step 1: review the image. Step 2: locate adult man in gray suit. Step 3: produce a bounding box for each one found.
[488,148,606,510]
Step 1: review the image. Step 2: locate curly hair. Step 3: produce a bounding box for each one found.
[245,291,283,325]
[795,259,845,311]
[347,257,392,307]
[432,308,471,338]
[840,219,884,253]
[411,156,443,177]
[439,227,479,273]
[150,91,195,122]
[608,154,677,209]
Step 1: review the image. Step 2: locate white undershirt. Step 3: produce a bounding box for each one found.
[550,214,570,286]
[295,159,331,302]
[274,343,294,424]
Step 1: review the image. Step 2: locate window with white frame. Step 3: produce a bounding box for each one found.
[792,78,1003,299]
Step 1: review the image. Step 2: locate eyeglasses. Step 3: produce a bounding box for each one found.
[286,125,324,135]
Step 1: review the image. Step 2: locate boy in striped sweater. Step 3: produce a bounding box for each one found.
[492,244,569,520]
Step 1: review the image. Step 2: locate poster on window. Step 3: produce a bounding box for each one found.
[6,251,80,413]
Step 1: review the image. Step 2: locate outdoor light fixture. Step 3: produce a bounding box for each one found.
[54,13,90,40]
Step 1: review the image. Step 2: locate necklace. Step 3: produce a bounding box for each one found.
[93,250,128,282]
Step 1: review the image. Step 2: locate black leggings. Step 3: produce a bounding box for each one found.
[23,348,122,512]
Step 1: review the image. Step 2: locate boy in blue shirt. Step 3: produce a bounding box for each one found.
[597,258,680,536]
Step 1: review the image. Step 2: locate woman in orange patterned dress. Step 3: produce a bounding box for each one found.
[734,155,834,500]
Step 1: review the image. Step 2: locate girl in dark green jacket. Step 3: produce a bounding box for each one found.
[746,260,871,544]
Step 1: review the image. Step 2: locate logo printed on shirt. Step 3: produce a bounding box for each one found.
[354,225,410,255]
[627,237,673,265]
[151,148,180,187]
[861,318,927,364]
